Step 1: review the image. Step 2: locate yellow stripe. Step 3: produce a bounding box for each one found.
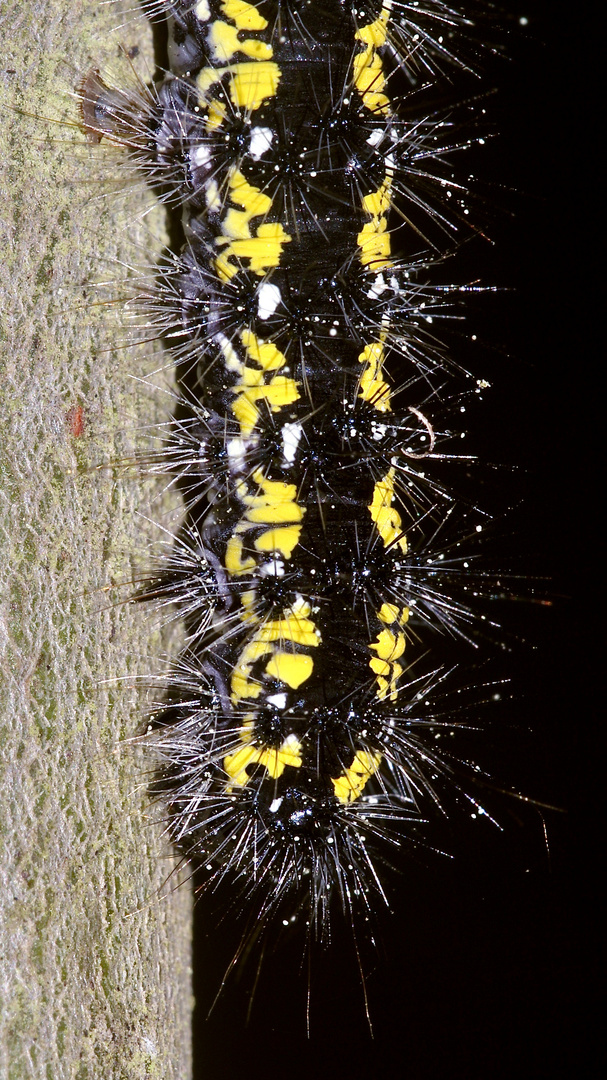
[230,599,320,702]
[368,468,407,552]
[265,652,314,689]
[352,8,391,114]
[358,340,392,411]
[243,472,305,526]
[332,750,382,804]
[231,375,300,437]
[224,534,256,576]
[224,733,303,789]
[198,60,281,112]
[216,223,292,280]
[254,525,303,558]
[369,623,406,701]
[378,601,410,626]
[208,20,272,63]
[221,0,267,31]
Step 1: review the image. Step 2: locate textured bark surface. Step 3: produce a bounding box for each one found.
[0,3,193,1077]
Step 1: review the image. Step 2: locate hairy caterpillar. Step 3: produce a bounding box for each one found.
[76,0,532,993]
[1,0,570,1071]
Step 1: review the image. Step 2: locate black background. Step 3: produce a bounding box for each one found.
[187,2,595,1076]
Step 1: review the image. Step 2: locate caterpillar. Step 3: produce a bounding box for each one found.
[1,0,564,1070]
[75,0,523,987]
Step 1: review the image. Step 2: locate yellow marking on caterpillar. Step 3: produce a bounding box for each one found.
[205,99,227,131]
[370,628,406,663]
[358,177,394,270]
[332,750,382,804]
[198,61,281,113]
[222,329,304,576]
[358,340,392,411]
[255,602,319,647]
[221,0,268,30]
[243,471,305,525]
[224,330,299,436]
[230,637,271,700]
[352,6,391,114]
[216,223,291,280]
[358,218,392,268]
[241,330,287,371]
[265,652,314,688]
[224,469,304,577]
[371,661,403,701]
[378,601,409,627]
[221,171,273,238]
[230,670,262,701]
[362,181,392,218]
[231,375,300,436]
[208,20,272,63]
[239,589,259,622]
[224,534,257,576]
[238,716,256,741]
[369,611,407,700]
[230,599,320,702]
[239,223,291,274]
[378,602,398,623]
[254,525,303,558]
[209,0,271,65]
[230,392,262,436]
[225,732,303,789]
[214,171,292,280]
[368,468,407,552]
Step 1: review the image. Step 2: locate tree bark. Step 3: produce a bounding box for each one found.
[0,3,192,1076]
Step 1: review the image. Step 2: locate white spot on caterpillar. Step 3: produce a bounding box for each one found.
[269,797,284,813]
[368,273,388,299]
[192,143,211,168]
[257,281,281,320]
[215,333,240,371]
[249,126,274,160]
[367,128,385,147]
[281,421,302,466]
[260,559,285,577]
[267,693,287,709]
[205,178,221,211]
[227,438,249,470]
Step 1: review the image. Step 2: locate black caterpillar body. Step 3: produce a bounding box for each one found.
[83,0,500,937]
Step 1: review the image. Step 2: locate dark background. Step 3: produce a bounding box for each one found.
[187,2,594,1076]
